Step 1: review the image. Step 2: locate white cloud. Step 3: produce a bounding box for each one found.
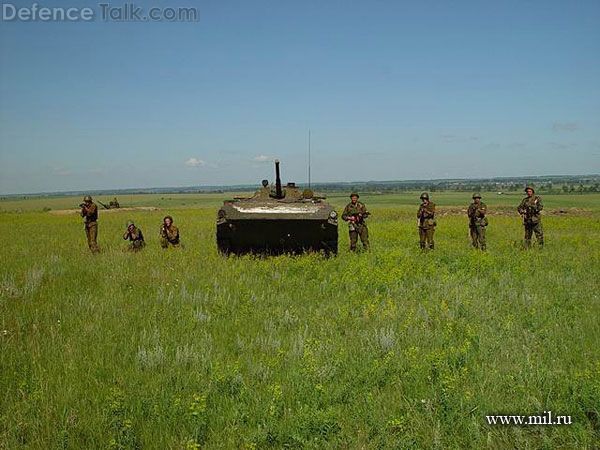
[440,134,479,143]
[52,166,72,176]
[552,122,579,132]
[185,157,206,167]
[253,155,273,162]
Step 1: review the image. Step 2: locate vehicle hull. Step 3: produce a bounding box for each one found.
[217,219,338,255]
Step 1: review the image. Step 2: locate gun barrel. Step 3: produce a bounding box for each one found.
[274,159,283,199]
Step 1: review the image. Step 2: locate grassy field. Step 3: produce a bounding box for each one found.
[1,192,599,449]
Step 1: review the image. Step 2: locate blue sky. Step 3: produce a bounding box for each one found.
[1,0,599,194]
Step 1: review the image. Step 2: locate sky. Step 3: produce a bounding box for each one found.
[0,0,599,194]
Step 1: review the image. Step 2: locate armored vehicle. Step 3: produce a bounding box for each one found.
[217,160,338,255]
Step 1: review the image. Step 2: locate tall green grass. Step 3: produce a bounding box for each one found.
[1,194,599,448]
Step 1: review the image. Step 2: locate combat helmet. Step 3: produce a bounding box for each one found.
[472,193,482,199]
[83,195,92,202]
[524,185,535,193]
[420,192,429,200]
[350,192,359,198]
[126,220,135,228]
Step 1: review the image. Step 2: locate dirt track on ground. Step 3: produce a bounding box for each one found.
[435,207,592,217]
[48,207,159,216]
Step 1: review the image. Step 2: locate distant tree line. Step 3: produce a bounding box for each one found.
[311,177,600,195]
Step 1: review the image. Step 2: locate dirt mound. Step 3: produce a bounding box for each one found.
[546,208,592,216]
[49,206,159,216]
[436,206,591,217]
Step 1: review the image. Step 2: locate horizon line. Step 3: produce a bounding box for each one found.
[1,173,598,198]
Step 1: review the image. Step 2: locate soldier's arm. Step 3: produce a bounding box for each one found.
[341,205,351,221]
[123,231,129,240]
[535,197,543,212]
[423,204,435,218]
[478,204,487,216]
[85,204,97,218]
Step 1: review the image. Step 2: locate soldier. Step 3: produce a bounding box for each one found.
[467,193,488,250]
[109,197,120,208]
[253,179,271,199]
[342,192,370,251]
[160,215,180,248]
[517,186,544,248]
[417,192,436,249]
[123,221,145,251]
[80,195,100,253]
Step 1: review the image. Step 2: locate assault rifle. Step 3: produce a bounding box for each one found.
[348,212,370,224]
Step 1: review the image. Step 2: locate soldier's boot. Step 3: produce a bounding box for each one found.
[428,242,434,250]
[419,242,426,249]
[538,239,544,248]
[524,239,532,249]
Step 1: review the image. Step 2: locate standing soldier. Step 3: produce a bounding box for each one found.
[417,192,436,249]
[123,221,145,251]
[160,215,180,248]
[80,195,100,253]
[517,186,544,248]
[467,193,488,250]
[342,193,370,251]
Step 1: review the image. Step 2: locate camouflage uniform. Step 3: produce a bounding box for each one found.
[123,224,145,251]
[252,180,272,199]
[467,196,487,250]
[417,195,436,249]
[342,197,370,251]
[160,223,180,248]
[253,186,272,199]
[517,190,544,248]
[81,199,100,253]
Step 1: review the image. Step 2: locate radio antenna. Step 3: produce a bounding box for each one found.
[308,129,311,189]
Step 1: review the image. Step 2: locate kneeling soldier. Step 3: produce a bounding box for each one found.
[342,192,370,251]
[123,221,145,251]
[417,192,436,249]
[517,186,544,248]
[467,193,487,250]
[160,215,180,248]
